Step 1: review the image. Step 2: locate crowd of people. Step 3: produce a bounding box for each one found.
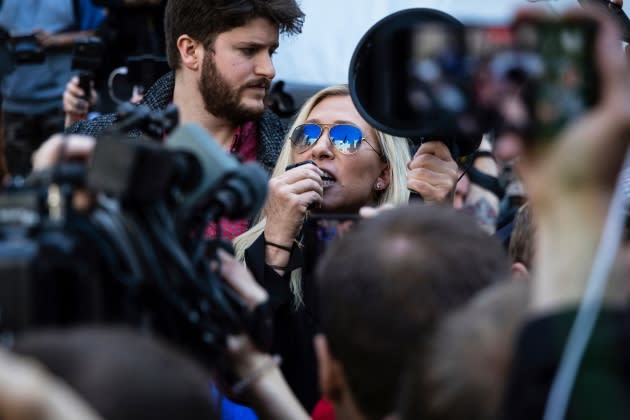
[1,0,630,419]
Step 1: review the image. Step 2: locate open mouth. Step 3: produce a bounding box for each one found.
[320,169,336,188]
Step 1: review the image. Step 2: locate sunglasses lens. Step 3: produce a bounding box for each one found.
[329,125,363,154]
[291,124,322,152]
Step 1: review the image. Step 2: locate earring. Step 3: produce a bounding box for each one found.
[375,181,383,190]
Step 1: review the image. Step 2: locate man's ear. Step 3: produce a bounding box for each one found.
[176,35,203,71]
[511,262,529,280]
[314,334,345,403]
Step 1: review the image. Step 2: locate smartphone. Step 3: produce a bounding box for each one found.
[302,214,360,277]
[71,37,105,99]
[513,17,599,142]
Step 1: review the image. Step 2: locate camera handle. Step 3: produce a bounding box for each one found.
[77,71,94,114]
[108,66,138,105]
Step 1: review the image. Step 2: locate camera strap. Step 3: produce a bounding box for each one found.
[467,166,504,199]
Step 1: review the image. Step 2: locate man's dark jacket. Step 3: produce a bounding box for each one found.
[66,72,287,173]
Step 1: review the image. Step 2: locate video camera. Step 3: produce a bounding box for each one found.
[126,54,170,95]
[347,4,625,156]
[0,28,46,78]
[0,105,271,361]
[107,55,170,105]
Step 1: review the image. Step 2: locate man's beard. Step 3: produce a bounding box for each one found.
[199,53,269,124]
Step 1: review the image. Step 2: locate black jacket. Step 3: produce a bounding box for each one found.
[501,308,630,420]
[66,72,287,174]
[245,234,320,412]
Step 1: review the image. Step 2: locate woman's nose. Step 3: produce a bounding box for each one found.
[307,129,335,160]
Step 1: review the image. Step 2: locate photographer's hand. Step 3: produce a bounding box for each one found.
[407,141,458,204]
[33,29,92,49]
[217,249,267,311]
[32,134,95,171]
[63,76,98,128]
[263,163,323,273]
[32,134,96,211]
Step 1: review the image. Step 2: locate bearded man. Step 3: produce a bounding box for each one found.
[67,0,305,238]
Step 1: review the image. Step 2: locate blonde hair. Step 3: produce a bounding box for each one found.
[234,84,411,307]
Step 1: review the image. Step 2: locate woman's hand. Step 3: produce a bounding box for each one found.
[264,163,324,244]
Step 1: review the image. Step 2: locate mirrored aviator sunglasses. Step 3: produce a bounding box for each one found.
[290,123,366,155]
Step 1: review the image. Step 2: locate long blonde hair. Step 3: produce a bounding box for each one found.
[234,84,411,307]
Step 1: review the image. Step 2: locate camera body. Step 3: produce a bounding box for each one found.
[126,54,170,94]
[11,35,45,64]
[71,37,105,100]
[0,30,45,78]
[72,37,104,72]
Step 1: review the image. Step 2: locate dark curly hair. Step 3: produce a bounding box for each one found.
[164,0,305,69]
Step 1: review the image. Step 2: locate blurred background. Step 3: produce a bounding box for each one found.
[273,0,630,85]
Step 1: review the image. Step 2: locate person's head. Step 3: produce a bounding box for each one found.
[12,327,218,420]
[398,279,529,420]
[233,84,410,308]
[164,0,304,123]
[271,84,411,213]
[314,205,509,420]
[493,130,524,174]
[508,203,535,279]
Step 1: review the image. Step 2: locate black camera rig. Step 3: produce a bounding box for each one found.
[0,105,270,361]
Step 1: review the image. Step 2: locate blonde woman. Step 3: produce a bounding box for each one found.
[233,84,457,411]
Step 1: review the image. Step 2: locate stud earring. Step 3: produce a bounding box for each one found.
[375,182,383,190]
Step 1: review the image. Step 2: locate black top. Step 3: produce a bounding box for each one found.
[501,308,630,420]
[244,234,320,412]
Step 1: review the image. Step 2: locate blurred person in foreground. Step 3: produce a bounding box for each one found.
[0,348,102,420]
[11,328,219,420]
[311,204,508,420]
[498,8,630,418]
